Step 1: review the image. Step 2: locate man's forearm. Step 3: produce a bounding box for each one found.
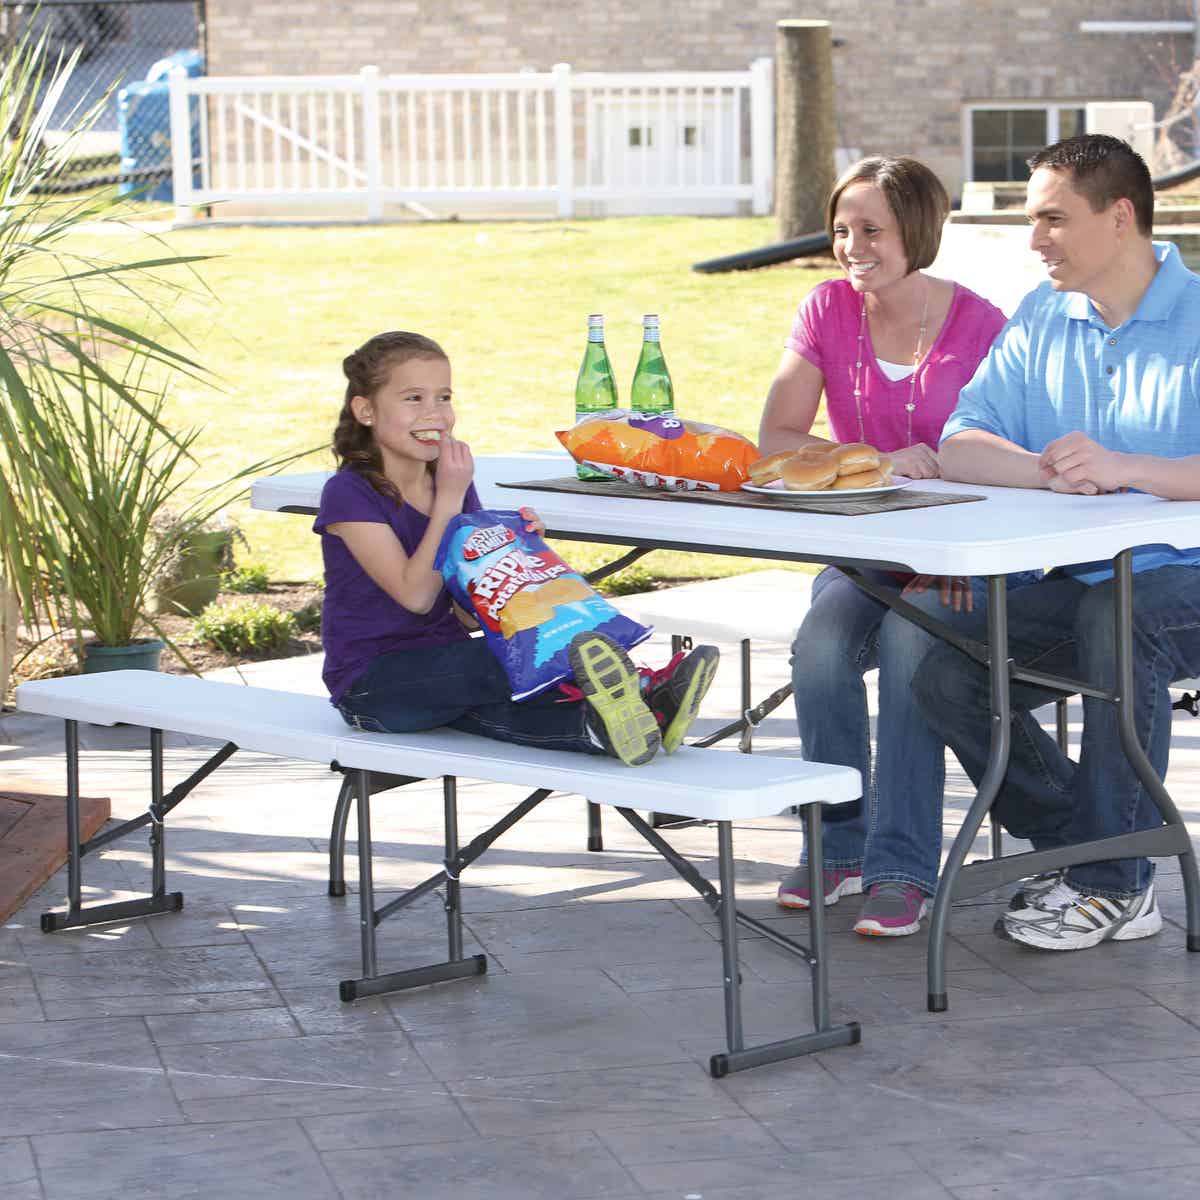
[938,430,1045,488]
[1119,453,1200,500]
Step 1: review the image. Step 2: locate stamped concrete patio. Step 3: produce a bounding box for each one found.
[2,603,1200,1200]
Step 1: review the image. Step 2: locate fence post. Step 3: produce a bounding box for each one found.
[749,57,774,216]
[361,65,383,221]
[168,66,194,224]
[552,62,574,218]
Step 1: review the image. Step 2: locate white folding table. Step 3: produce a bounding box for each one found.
[253,451,1200,1010]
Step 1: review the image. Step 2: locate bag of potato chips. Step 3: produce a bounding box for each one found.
[556,409,759,491]
[436,510,651,700]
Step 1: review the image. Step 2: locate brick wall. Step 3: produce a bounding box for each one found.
[205,1,1195,197]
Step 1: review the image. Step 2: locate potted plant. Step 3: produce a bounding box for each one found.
[0,30,302,680]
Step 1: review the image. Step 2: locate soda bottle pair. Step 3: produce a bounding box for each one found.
[573,315,674,481]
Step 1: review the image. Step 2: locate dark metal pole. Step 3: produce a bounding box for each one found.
[65,719,81,916]
[443,777,463,961]
[804,803,830,1030]
[716,821,744,1052]
[928,575,1011,1010]
[355,768,377,978]
[1111,550,1200,950]
[150,728,165,898]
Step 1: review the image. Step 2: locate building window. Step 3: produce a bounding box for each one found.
[966,104,1085,181]
[682,125,698,147]
[628,125,653,148]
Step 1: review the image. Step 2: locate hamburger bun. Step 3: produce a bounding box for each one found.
[781,454,839,491]
[831,442,882,475]
[831,467,886,490]
[747,449,798,486]
[876,453,894,484]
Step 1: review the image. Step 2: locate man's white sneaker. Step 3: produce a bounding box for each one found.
[1007,870,1066,913]
[1001,882,1162,952]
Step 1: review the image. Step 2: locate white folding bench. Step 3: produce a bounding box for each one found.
[17,670,862,1078]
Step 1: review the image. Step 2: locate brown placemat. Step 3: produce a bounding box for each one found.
[498,476,986,516]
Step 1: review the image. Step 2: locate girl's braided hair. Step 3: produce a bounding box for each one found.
[332,331,448,501]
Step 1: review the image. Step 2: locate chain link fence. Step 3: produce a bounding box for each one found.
[1,1,204,194]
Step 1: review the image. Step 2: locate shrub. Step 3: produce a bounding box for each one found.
[221,562,272,593]
[293,595,323,634]
[192,599,296,655]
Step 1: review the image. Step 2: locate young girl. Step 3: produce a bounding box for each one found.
[315,330,718,766]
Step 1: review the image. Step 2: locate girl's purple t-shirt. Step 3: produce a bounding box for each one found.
[785,277,1007,452]
[314,469,481,704]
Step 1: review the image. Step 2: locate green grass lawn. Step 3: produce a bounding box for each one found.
[65,211,838,583]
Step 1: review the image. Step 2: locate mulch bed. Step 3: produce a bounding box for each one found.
[5,581,324,707]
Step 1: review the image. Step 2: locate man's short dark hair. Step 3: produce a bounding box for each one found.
[1028,134,1154,236]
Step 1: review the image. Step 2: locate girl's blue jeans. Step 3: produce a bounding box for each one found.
[913,564,1200,899]
[792,566,1023,897]
[335,637,600,754]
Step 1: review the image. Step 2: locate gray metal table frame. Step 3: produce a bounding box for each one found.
[256,467,1200,1012]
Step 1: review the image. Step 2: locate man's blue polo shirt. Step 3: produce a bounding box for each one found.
[942,241,1200,583]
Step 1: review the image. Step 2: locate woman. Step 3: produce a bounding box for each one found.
[759,156,1008,936]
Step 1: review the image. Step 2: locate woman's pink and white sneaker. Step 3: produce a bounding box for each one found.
[776,866,863,910]
[854,881,930,936]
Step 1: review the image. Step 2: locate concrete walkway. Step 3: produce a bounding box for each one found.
[2,578,1200,1200]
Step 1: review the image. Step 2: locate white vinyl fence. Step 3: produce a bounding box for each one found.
[168,60,774,221]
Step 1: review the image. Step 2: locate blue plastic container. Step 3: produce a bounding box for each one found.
[118,50,203,202]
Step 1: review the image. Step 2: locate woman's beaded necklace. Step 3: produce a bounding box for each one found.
[852,279,930,446]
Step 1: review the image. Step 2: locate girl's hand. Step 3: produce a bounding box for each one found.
[434,435,474,503]
[519,506,546,537]
[889,443,940,480]
[902,574,974,613]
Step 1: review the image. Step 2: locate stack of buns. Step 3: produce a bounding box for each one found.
[747,443,893,492]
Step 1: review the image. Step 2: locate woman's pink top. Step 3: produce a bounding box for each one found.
[785,277,1007,452]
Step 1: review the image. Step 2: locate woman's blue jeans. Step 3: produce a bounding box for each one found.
[913,564,1200,899]
[336,637,600,754]
[792,567,993,896]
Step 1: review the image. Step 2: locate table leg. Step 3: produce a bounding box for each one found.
[928,575,1011,1012]
[1111,551,1200,951]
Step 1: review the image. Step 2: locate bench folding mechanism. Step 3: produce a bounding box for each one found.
[19,672,863,1079]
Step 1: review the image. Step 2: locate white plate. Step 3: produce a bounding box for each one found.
[740,477,913,498]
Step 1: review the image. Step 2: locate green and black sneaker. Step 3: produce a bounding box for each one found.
[568,632,661,766]
[643,645,720,754]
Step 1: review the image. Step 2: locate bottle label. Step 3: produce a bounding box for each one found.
[628,413,683,440]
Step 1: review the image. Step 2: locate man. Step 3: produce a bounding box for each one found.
[912,134,1200,951]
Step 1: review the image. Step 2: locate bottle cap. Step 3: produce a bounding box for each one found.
[642,314,659,325]
[587,314,604,326]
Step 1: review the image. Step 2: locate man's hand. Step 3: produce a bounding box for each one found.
[902,574,974,613]
[889,443,940,480]
[1039,432,1128,494]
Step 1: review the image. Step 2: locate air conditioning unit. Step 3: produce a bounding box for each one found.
[1085,101,1155,161]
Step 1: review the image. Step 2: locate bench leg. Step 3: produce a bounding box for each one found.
[586,801,603,852]
[41,721,185,933]
[707,809,861,1078]
[328,775,354,897]
[339,770,488,1002]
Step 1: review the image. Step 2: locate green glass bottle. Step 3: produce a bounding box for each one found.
[630,313,674,417]
[574,313,618,480]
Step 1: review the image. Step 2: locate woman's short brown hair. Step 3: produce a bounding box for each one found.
[825,156,950,273]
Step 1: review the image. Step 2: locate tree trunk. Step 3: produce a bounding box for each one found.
[775,19,837,241]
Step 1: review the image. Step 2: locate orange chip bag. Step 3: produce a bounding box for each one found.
[556,410,758,491]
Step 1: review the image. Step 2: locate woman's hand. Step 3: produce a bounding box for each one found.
[518,506,546,537]
[434,435,474,506]
[902,574,974,613]
[888,443,940,480]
